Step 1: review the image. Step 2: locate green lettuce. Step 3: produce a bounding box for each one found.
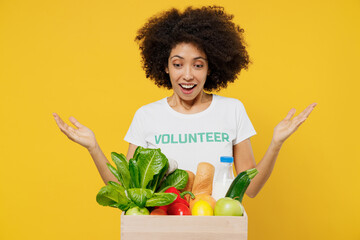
[157,169,189,192]
[135,147,168,188]
[127,188,153,208]
[110,152,131,189]
[96,147,189,212]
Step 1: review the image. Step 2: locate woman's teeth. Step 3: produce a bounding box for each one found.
[180,84,196,89]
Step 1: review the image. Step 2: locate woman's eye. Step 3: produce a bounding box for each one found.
[173,63,181,68]
[195,64,204,68]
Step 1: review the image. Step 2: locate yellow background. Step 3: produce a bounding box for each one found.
[1,0,359,239]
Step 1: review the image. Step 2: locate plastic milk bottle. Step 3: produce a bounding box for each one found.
[212,156,235,201]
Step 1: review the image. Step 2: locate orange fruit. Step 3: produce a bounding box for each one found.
[190,194,216,211]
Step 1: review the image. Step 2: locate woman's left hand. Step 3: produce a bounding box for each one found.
[272,103,317,145]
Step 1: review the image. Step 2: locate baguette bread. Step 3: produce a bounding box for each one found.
[191,162,215,196]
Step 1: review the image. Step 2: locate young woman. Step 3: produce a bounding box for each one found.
[53,6,316,198]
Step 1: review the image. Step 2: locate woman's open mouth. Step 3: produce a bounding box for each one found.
[179,84,197,94]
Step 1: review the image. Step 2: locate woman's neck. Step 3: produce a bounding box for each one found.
[167,91,213,114]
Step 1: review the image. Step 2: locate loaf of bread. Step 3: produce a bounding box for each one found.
[191,162,215,196]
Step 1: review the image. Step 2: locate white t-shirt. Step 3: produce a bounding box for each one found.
[124,94,256,176]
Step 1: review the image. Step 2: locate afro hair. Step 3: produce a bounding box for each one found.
[135,6,250,91]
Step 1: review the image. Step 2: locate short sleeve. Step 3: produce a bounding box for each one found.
[124,108,147,147]
[234,101,257,145]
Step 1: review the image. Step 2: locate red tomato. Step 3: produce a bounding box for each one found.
[150,208,167,215]
[167,203,191,215]
[155,205,168,212]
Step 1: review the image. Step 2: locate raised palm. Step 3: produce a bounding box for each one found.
[53,113,96,150]
[273,103,317,144]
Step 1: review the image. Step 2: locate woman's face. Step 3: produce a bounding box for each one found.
[166,42,209,101]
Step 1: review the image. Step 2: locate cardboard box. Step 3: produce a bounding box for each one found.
[121,210,247,240]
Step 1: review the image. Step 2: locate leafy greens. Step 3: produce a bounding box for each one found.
[96,147,189,211]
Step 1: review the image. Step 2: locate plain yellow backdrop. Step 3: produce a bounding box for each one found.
[1,0,359,239]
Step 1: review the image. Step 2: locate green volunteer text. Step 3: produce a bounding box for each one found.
[154,132,230,144]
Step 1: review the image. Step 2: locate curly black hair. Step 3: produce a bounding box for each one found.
[135,6,250,92]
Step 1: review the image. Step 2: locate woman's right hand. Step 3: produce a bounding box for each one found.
[52,113,97,151]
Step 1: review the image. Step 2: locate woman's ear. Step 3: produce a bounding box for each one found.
[165,67,169,74]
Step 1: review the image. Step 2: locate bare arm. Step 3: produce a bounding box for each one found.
[233,138,281,198]
[233,103,317,198]
[53,113,118,184]
[90,142,138,183]
[87,143,119,184]
[126,143,138,160]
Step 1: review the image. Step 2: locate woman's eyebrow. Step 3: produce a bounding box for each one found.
[194,56,208,61]
[170,55,207,61]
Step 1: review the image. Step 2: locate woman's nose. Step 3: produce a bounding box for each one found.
[183,66,194,80]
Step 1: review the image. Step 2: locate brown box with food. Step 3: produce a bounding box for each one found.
[120,210,248,240]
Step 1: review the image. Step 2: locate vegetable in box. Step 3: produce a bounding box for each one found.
[96,147,190,214]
